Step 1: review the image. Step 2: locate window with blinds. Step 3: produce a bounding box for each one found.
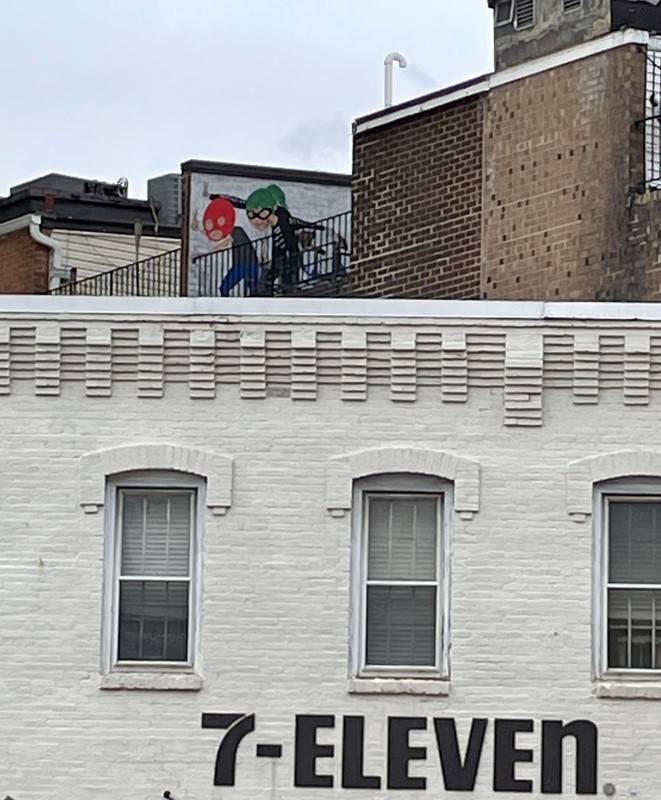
[363,492,442,669]
[607,498,661,670]
[116,488,194,663]
[563,0,582,11]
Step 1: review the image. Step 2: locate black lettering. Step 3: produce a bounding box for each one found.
[342,716,381,789]
[387,717,427,790]
[434,717,487,791]
[295,714,335,787]
[201,713,255,787]
[493,718,534,793]
[541,720,598,795]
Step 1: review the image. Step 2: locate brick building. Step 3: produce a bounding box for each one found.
[0,174,180,294]
[349,0,661,301]
[3,295,661,798]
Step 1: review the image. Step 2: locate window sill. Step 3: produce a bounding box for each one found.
[100,672,203,691]
[595,681,661,700]
[348,678,450,696]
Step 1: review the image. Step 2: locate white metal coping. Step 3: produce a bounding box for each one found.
[5,295,661,322]
[354,29,652,135]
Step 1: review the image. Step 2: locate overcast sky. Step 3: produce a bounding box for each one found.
[0,0,494,198]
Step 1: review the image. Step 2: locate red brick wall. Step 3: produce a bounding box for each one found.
[0,227,50,294]
[348,95,485,298]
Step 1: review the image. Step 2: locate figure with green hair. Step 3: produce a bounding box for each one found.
[240,184,324,293]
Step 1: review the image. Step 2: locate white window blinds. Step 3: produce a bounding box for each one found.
[365,494,440,668]
[117,489,194,663]
[607,499,661,670]
[121,491,192,576]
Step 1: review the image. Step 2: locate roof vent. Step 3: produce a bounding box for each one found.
[515,0,535,28]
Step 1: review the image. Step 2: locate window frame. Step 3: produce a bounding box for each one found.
[350,473,452,680]
[102,470,205,675]
[494,0,515,27]
[595,478,661,679]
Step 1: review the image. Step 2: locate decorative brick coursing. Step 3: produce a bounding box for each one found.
[390,331,417,402]
[441,331,468,403]
[35,324,61,396]
[573,332,599,405]
[189,329,216,400]
[85,326,112,397]
[623,332,651,406]
[341,329,367,401]
[8,319,661,427]
[78,443,233,515]
[504,331,543,426]
[240,330,267,399]
[326,445,480,518]
[291,330,318,401]
[137,326,164,398]
[0,324,11,396]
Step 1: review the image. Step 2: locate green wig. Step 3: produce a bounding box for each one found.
[246,184,287,211]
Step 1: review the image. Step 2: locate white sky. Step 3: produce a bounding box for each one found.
[0,0,494,198]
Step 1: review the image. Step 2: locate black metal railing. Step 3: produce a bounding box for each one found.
[191,209,351,297]
[51,249,182,296]
[639,51,661,188]
[51,210,351,297]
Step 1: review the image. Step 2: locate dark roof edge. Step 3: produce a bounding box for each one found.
[180,160,351,186]
[353,73,491,129]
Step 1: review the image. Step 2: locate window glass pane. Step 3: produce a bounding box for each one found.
[118,580,189,662]
[368,496,437,581]
[608,588,661,669]
[609,501,661,584]
[121,491,192,577]
[366,585,436,666]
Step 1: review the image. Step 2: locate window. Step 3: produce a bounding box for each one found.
[562,0,582,11]
[105,471,203,672]
[352,474,449,678]
[514,0,535,29]
[494,0,514,26]
[599,481,661,673]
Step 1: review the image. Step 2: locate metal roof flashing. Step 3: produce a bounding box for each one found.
[4,296,661,324]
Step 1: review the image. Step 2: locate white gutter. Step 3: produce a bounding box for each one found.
[28,215,63,290]
[355,28,650,135]
[0,213,63,290]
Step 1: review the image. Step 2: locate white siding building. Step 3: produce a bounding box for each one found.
[2,296,661,799]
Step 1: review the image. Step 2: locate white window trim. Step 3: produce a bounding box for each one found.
[594,478,661,683]
[101,470,206,682]
[78,443,233,516]
[350,473,452,682]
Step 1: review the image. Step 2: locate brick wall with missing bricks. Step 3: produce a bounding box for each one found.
[348,94,485,298]
[483,44,647,301]
[349,43,656,302]
[0,227,50,294]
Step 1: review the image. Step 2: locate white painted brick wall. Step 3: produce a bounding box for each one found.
[2,302,661,799]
